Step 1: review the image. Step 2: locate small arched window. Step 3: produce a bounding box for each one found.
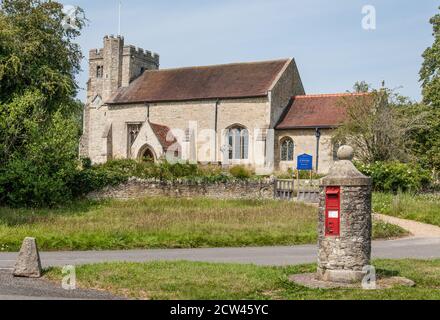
[227,126,249,160]
[281,138,294,161]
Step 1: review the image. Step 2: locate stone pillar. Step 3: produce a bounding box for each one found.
[317,146,372,283]
[13,237,42,278]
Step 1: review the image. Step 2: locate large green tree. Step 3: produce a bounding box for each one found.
[414,7,440,175]
[420,6,440,108]
[0,0,86,206]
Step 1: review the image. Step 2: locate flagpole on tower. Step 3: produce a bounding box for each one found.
[118,0,122,36]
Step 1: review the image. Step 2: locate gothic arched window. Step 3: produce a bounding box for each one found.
[281,138,294,161]
[227,126,249,160]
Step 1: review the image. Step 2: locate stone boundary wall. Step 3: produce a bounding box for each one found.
[88,178,276,200]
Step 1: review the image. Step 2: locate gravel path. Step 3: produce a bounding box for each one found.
[374,214,440,238]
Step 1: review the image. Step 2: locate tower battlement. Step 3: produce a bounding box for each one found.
[122,45,160,67]
[87,35,160,104]
[89,48,104,60]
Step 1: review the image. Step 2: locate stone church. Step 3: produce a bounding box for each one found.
[81,35,362,174]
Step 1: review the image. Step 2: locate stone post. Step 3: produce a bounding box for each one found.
[317,146,372,283]
[13,237,42,278]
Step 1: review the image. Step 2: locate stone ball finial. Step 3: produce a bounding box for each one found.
[337,145,354,161]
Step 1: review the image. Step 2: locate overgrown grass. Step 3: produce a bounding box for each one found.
[374,192,440,227]
[0,198,316,251]
[0,198,407,252]
[45,259,440,300]
[372,219,409,239]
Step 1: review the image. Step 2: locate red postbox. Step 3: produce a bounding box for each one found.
[325,186,341,236]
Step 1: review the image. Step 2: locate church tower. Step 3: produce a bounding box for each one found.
[80,35,160,161]
[86,35,160,104]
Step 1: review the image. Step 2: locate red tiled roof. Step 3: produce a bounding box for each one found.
[149,122,177,150]
[276,93,371,129]
[107,59,290,104]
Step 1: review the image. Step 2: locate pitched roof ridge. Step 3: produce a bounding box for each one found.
[144,58,291,73]
[149,121,170,130]
[294,92,371,99]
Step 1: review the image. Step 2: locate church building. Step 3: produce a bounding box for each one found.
[81,35,362,174]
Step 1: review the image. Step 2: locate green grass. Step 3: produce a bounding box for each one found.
[45,259,440,300]
[374,192,440,227]
[372,219,409,239]
[0,197,407,252]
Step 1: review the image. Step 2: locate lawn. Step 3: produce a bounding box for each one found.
[45,259,440,300]
[374,192,440,227]
[0,197,407,252]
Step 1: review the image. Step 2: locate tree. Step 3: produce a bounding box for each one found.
[420,6,440,108]
[332,85,426,164]
[353,81,371,93]
[405,104,440,175]
[414,7,440,176]
[0,0,86,206]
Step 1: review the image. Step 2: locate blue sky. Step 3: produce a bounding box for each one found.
[59,0,438,102]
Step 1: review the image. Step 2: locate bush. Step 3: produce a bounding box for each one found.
[70,162,130,198]
[356,161,432,193]
[0,111,80,207]
[229,166,254,180]
[274,168,324,180]
[71,160,233,197]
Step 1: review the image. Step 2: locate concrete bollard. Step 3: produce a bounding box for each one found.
[13,237,42,278]
[317,146,372,283]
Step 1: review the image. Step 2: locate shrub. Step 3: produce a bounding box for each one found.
[356,161,432,193]
[229,166,254,180]
[71,160,233,197]
[70,162,130,198]
[81,157,92,169]
[274,168,323,180]
[0,111,80,207]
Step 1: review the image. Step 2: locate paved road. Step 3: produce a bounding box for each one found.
[1,237,439,269]
[0,271,121,300]
[1,237,439,300]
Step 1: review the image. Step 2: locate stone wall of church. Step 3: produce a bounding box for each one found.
[84,97,272,165]
[216,97,270,168]
[87,105,110,164]
[275,129,335,174]
[103,104,149,159]
[269,59,305,128]
[102,97,271,165]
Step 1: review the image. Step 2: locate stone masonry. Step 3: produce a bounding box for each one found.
[80,35,159,159]
[317,146,372,283]
[88,178,275,201]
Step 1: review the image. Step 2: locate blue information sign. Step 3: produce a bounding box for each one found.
[297,154,313,171]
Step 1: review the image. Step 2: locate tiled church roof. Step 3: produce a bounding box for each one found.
[276,93,371,129]
[149,122,177,150]
[150,122,177,151]
[107,59,291,104]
